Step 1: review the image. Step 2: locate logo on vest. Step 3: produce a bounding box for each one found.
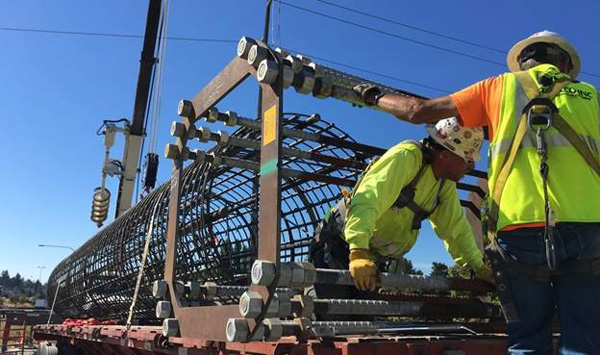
[559,86,593,100]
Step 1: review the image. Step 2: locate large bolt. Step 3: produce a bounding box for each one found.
[217,130,230,146]
[313,76,333,99]
[263,319,283,342]
[239,291,263,318]
[257,60,279,85]
[282,66,295,89]
[177,100,194,118]
[247,44,269,68]
[197,127,211,143]
[285,55,303,73]
[295,73,316,95]
[203,282,217,299]
[302,262,317,286]
[207,107,220,123]
[164,144,180,160]
[278,262,293,286]
[278,298,292,318]
[162,318,179,337]
[225,111,238,126]
[265,295,280,318]
[289,262,306,288]
[251,260,276,286]
[170,121,186,137]
[226,318,265,342]
[152,280,168,299]
[155,301,172,319]
[175,281,185,296]
[186,281,201,299]
[237,36,257,59]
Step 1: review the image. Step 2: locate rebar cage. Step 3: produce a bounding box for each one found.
[47,113,371,324]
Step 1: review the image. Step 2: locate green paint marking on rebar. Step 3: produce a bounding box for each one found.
[260,159,278,175]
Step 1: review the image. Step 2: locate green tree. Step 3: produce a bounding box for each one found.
[430,262,449,277]
[388,257,423,275]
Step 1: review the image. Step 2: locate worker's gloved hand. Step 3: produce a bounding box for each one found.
[475,265,494,285]
[353,84,384,106]
[349,249,379,291]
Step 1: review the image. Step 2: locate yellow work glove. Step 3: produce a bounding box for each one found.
[349,249,379,291]
[475,264,494,285]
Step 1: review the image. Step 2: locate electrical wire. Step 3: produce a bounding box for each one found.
[0,27,236,43]
[276,0,600,79]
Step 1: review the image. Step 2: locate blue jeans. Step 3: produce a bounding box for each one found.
[497,223,600,355]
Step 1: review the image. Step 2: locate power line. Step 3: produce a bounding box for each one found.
[312,0,505,54]
[0,25,449,94]
[0,27,237,43]
[277,1,506,67]
[277,0,600,79]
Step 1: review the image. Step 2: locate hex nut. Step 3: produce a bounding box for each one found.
[152,280,168,299]
[313,76,333,99]
[226,318,249,342]
[177,100,194,118]
[293,294,314,318]
[186,281,201,299]
[295,73,315,95]
[191,150,206,164]
[257,60,279,84]
[225,111,238,126]
[162,318,179,337]
[264,295,280,317]
[209,153,222,166]
[237,36,257,59]
[285,55,303,73]
[207,107,220,123]
[282,66,295,89]
[175,281,185,296]
[203,282,217,299]
[251,260,276,286]
[155,301,172,319]
[275,47,289,58]
[301,262,317,286]
[164,144,180,160]
[217,130,230,146]
[239,291,263,318]
[198,127,211,143]
[186,124,197,140]
[295,54,311,64]
[170,121,185,137]
[247,44,269,68]
[263,318,283,342]
[289,262,306,288]
[278,298,292,318]
[277,262,293,287]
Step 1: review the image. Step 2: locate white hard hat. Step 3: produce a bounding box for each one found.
[426,117,484,162]
[507,31,580,79]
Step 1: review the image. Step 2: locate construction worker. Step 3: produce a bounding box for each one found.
[353,31,600,354]
[309,117,491,298]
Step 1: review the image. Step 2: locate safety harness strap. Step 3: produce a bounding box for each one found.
[517,71,600,176]
[488,72,571,232]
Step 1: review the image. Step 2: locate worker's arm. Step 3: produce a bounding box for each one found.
[353,84,458,124]
[344,145,420,250]
[429,181,484,271]
[378,95,458,124]
[344,144,421,291]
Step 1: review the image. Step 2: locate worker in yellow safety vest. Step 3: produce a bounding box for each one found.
[308,118,491,300]
[353,31,600,354]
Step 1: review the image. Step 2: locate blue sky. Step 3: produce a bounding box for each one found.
[1,0,599,282]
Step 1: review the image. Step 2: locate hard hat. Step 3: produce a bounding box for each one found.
[426,117,484,162]
[507,31,580,79]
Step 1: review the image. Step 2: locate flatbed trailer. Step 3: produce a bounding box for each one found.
[34,324,509,355]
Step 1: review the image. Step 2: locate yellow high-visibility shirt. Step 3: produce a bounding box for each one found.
[343,141,483,270]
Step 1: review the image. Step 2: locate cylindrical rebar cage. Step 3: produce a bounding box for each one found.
[47,113,372,324]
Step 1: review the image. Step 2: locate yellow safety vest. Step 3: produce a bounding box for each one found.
[488,64,600,231]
